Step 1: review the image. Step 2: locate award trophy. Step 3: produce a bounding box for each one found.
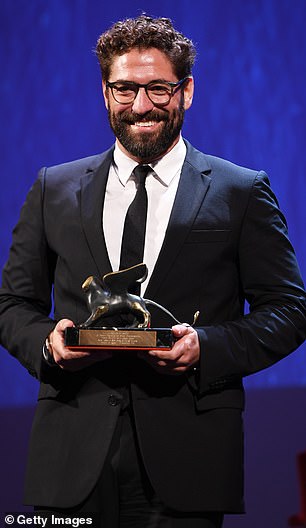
[64,263,190,351]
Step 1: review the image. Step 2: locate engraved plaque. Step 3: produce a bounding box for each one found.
[65,327,174,350]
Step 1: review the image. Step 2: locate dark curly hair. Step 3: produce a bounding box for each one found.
[95,15,196,81]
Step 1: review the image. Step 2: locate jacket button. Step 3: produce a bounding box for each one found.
[108,394,120,406]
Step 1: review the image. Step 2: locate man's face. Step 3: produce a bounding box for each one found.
[102,48,194,163]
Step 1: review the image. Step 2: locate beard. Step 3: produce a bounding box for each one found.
[107,104,185,161]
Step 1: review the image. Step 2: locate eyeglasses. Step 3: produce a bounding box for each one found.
[106,77,190,106]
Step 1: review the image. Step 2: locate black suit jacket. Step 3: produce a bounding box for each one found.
[0,140,305,512]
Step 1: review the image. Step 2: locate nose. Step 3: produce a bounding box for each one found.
[131,87,154,114]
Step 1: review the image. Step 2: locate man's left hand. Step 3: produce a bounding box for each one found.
[138,324,200,375]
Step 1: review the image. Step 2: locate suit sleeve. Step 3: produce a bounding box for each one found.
[0,170,57,379]
[196,172,306,394]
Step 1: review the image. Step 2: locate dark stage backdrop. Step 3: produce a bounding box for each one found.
[0,1,305,525]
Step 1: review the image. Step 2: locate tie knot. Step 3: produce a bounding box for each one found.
[133,164,150,185]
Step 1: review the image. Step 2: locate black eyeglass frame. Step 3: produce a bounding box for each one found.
[105,77,190,106]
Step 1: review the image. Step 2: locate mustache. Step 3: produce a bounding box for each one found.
[119,110,167,124]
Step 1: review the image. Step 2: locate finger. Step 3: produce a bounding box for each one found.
[147,335,189,361]
[138,352,189,375]
[148,348,183,360]
[49,319,93,368]
[139,356,183,375]
[57,348,113,371]
[171,324,193,338]
[63,351,113,371]
[56,318,75,332]
[50,319,74,350]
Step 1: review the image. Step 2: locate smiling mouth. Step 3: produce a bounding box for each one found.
[131,120,161,128]
[135,121,155,127]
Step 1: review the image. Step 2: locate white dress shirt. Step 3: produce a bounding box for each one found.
[103,136,187,293]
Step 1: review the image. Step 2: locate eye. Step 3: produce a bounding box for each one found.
[148,83,171,95]
[113,84,136,96]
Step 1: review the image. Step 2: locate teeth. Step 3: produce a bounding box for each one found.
[134,121,156,127]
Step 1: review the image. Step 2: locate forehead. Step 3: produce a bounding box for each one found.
[109,48,177,82]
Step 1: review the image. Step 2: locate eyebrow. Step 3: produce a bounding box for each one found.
[109,78,172,84]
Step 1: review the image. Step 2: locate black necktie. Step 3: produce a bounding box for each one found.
[119,165,151,274]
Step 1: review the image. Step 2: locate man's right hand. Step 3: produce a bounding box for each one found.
[46,319,112,371]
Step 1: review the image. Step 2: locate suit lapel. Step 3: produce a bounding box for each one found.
[80,147,114,277]
[145,141,212,299]
[80,142,211,291]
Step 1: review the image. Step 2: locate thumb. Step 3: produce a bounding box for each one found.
[171,324,191,338]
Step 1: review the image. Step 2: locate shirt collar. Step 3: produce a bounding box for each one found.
[113,135,187,187]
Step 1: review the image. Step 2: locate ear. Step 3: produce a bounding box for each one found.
[102,80,109,110]
[183,77,194,110]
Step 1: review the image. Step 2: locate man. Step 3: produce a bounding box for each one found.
[0,14,305,528]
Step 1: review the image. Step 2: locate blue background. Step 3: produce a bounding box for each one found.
[0,0,305,405]
[1,2,306,526]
